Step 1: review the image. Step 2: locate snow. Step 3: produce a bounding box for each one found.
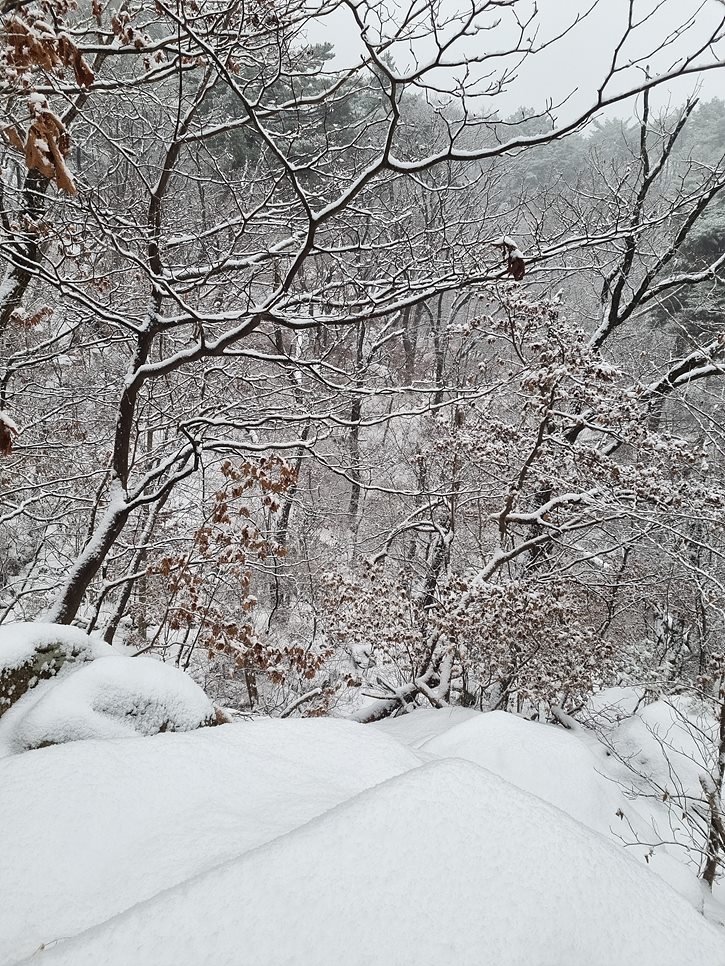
[421,710,626,827]
[0,621,112,677]
[621,697,714,792]
[493,235,525,258]
[0,410,19,433]
[378,699,723,916]
[3,702,725,965]
[373,704,480,746]
[589,694,718,879]
[583,690,715,807]
[583,685,646,726]
[0,622,115,725]
[418,709,707,908]
[0,655,216,755]
[0,719,421,964]
[0,623,216,757]
[16,757,724,966]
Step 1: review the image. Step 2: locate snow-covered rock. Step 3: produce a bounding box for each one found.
[0,718,422,963]
[0,622,114,716]
[18,757,725,966]
[606,695,714,797]
[373,705,480,746]
[583,685,645,727]
[0,623,221,757]
[1,655,217,754]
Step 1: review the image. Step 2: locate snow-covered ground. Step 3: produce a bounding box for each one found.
[2,701,725,965]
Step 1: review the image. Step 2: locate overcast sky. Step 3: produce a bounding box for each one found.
[309,0,725,120]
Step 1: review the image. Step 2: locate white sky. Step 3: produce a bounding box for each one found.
[309,0,725,120]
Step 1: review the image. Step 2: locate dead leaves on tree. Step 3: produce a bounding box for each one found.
[4,14,94,86]
[4,95,76,193]
[0,413,18,456]
[1,8,94,194]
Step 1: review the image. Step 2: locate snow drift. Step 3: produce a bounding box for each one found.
[0,718,422,963]
[17,756,725,966]
[3,700,724,965]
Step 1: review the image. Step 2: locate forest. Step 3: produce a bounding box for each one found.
[3,0,725,962]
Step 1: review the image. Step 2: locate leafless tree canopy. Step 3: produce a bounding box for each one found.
[2,0,725,730]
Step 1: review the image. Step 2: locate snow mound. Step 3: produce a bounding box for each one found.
[22,758,724,966]
[0,717,422,963]
[0,622,114,715]
[606,696,714,796]
[422,709,631,828]
[373,705,480,746]
[0,655,216,754]
[583,685,645,727]
[419,709,706,907]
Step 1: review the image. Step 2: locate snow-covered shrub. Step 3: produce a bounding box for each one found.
[147,458,331,713]
[322,567,615,715]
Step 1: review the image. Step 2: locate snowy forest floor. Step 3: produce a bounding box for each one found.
[3,698,725,965]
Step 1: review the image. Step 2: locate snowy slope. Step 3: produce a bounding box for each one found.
[0,719,421,964]
[416,709,706,906]
[19,758,725,966]
[373,704,480,746]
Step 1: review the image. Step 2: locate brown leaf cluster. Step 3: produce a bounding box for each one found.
[5,98,76,193]
[149,456,303,693]
[3,14,94,86]
[0,414,17,456]
[2,10,94,193]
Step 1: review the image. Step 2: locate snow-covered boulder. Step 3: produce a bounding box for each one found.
[0,622,222,757]
[18,757,725,966]
[0,655,218,755]
[0,622,113,716]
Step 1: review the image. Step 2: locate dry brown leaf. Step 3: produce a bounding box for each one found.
[0,416,18,457]
[24,103,77,194]
[2,125,25,152]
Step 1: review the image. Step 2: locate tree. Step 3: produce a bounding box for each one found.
[2,0,725,715]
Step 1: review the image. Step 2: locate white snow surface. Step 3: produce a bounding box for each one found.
[605,696,714,798]
[16,756,725,966]
[373,704,480,746]
[583,685,646,725]
[0,718,421,963]
[0,621,113,675]
[3,704,725,965]
[416,709,707,907]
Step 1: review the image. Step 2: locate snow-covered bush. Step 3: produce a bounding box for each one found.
[322,567,615,715]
